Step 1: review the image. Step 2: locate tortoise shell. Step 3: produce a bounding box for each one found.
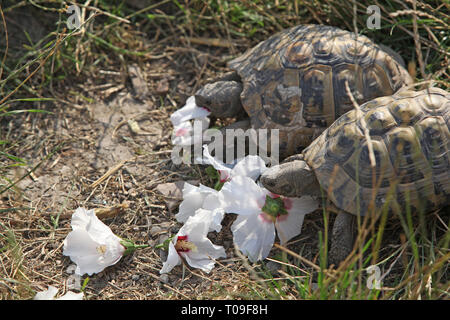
[228,24,413,157]
[302,87,450,216]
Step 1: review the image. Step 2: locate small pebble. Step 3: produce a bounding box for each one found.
[150,225,162,236]
[131,274,140,281]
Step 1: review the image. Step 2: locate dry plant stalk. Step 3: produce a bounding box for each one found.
[94,202,129,219]
[90,158,135,188]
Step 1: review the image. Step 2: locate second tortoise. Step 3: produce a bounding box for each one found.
[261,87,450,265]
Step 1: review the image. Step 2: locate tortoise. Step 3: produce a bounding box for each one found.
[194,24,413,159]
[260,87,450,265]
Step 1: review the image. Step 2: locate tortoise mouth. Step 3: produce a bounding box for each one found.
[194,89,210,110]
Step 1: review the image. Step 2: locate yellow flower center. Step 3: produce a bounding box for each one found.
[96,245,107,255]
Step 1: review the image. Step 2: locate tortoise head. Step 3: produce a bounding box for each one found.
[261,160,321,198]
[195,80,243,118]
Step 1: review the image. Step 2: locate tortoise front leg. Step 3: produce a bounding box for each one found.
[328,211,357,267]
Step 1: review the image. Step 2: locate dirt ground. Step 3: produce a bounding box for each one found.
[0,9,325,299]
[0,1,448,300]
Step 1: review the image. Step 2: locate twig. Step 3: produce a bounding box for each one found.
[412,0,427,80]
[0,5,8,83]
[181,36,236,48]
[273,243,334,278]
[90,158,135,188]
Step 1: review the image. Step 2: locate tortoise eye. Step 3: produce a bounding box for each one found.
[263,179,276,188]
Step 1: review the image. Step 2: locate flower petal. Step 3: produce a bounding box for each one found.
[63,229,100,258]
[170,96,210,126]
[202,194,225,232]
[56,291,84,300]
[33,286,59,300]
[171,118,210,146]
[84,212,120,244]
[171,121,193,146]
[176,183,216,223]
[219,176,267,215]
[176,210,226,272]
[230,155,267,181]
[231,214,275,262]
[275,196,318,244]
[286,196,318,216]
[160,241,182,274]
[70,207,95,230]
[178,210,210,243]
[182,241,226,273]
[63,229,124,276]
[199,144,233,174]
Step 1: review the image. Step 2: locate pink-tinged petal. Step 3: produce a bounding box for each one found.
[181,224,226,273]
[171,121,193,146]
[275,212,305,245]
[218,170,230,182]
[275,196,318,245]
[175,127,189,137]
[170,96,211,126]
[172,118,210,146]
[220,176,268,216]
[171,211,225,273]
[287,196,318,216]
[230,155,267,181]
[231,214,276,262]
[160,241,182,274]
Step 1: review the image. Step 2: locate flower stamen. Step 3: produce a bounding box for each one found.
[174,235,197,253]
[96,245,107,255]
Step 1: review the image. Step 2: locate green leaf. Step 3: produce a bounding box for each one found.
[120,238,149,256]
[155,235,175,251]
[205,165,219,180]
[81,277,90,292]
[0,109,52,117]
[0,151,26,163]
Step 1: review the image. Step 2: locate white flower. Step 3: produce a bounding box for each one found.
[172,118,210,146]
[219,176,318,262]
[33,286,84,300]
[200,145,267,183]
[170,96,211,146]
[63,207,125,276]
[160,209,226,274]
[176,149,267,231]
[170,96,210,126]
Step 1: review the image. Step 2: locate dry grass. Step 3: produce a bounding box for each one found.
[0,0,448,300]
